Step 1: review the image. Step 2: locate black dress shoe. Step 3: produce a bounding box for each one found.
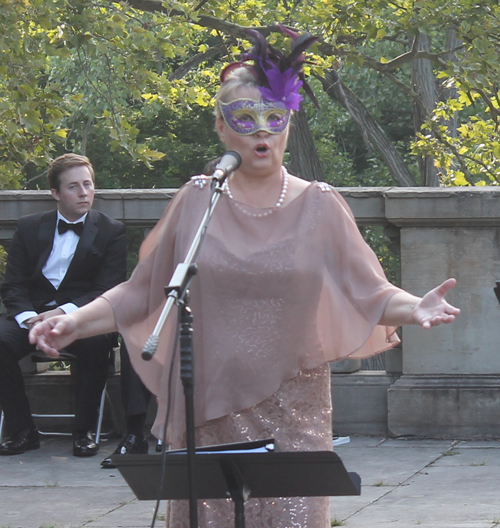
[73,431,99,457]
[101,433,149,468]
[0,427,40,456]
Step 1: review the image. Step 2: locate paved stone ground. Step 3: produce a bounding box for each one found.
[332,436,500,528]
[1,435,500,527]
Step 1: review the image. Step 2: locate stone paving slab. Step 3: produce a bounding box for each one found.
[336,437,455,486]
[2,435,500,528]
[0,436,156,528]
[332,437,500,528]
[432,447,500,467]
[0,486,142,528]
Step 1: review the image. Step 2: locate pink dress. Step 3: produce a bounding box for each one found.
[103,172,401,527]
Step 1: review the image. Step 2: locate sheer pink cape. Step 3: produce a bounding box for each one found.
[102,174,401,446]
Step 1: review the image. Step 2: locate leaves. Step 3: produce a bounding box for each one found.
[2,0,500,188]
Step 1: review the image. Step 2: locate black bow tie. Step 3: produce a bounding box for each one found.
[58,219,84,236]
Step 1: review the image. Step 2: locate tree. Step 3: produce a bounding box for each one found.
[124,0,500,186]
[2,0,500,188]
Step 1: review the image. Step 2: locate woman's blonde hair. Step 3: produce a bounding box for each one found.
[214,66,259,119]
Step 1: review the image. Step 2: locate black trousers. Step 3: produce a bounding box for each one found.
[119,341,152,418]
[0,314,114,435]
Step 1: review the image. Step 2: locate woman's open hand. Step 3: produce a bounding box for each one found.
[412,278,460,329]
[380,278,460,328]
[29,314,79,357]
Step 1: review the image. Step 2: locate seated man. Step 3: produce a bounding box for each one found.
[0,153,127,457]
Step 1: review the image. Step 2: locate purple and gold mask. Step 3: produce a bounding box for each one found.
[219,97,290,135]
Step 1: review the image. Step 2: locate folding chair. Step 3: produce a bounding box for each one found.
[0,350,108,443]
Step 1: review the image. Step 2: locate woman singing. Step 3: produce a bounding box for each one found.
[31,26,459,528]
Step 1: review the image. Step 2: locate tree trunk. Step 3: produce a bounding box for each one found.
[440,27,461,138]
[81,117,94,156]
[318,68,416,187]
[287,107,324,181]
[411,32,440,186]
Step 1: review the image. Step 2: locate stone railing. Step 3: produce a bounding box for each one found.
[2,186,500,439]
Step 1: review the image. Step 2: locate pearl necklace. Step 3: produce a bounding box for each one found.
[224,169,289,218]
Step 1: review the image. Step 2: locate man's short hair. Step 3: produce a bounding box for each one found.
[47,153,95,191]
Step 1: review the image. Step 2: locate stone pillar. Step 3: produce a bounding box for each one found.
[386,188,500,438]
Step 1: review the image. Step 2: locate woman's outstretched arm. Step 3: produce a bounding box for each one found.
[379,278,460,329]
[29,297,117,357]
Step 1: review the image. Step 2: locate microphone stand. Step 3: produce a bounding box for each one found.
[142,174,229,528]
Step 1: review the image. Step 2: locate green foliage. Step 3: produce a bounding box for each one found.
[308,71,414,187]
[48,361,71,372]
[2,0,500,189]
[404,2,500,186]
[86,104,221,190]
[413,98,500,186]
[0,0,216,188]
[362,226,401,286]
[0,1,66,187]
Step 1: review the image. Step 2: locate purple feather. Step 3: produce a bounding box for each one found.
[224,25,320,110]
[258,66,304,110]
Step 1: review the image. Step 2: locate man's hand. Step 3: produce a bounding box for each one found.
[25,308,65,330]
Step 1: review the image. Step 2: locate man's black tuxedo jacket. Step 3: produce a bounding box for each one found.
[1,209,127,319]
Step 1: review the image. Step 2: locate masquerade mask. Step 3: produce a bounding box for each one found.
[220,25,320,112]
[219,97,290,135]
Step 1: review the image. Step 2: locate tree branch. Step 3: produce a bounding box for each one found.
[122,1,451,75]
[169,41,235,80]
[24,170,48,189]
[316,68,416,186]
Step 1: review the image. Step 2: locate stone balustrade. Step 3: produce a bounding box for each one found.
[2,186,500,439]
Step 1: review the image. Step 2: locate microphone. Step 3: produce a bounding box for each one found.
[212,150,242,183]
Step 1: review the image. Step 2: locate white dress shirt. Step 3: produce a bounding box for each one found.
[16,212,87,328]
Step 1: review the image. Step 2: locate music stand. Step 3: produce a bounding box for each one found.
[112,442,361,528]
[494,281,500,304]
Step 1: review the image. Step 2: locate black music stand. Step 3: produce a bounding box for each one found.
[494,281,500,304]
[112,441,361,528]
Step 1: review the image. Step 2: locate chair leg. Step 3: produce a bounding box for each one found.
[33,410,75,436]
[29,384,107,441]
[104,389,122,438]
[0,411,4,443]
[94,382,107,445]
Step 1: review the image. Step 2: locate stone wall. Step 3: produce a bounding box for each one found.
[2,186,500,439]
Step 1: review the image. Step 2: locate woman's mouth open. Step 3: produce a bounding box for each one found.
[255,144,269,156]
